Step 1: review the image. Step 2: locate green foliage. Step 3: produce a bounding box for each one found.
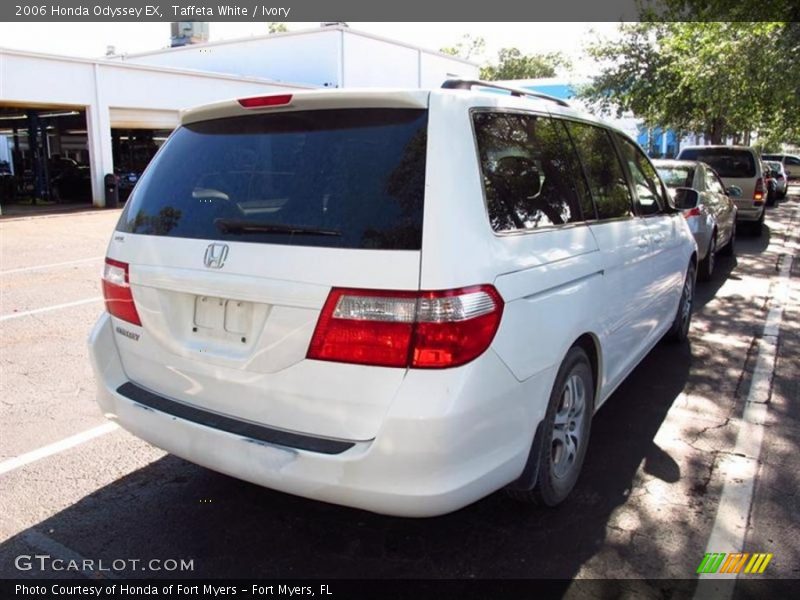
[580,20,800,145]
[439,35,485,60]
[440,34,568,82]
[268,23,288,34]
[480,49,568,81]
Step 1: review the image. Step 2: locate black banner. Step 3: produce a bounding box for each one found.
[3,579,800,600]
[1,0,794,22]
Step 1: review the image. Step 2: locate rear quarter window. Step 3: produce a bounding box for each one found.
[116,109,428,250]
[472,111,585,232]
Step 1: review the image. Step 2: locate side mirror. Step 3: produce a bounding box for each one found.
[671,187,700,210]
[726,185,743,198]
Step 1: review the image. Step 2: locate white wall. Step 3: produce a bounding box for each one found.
[342,32,419,87]
[0,48,306,206]
[420,53,478,88]
[122,30,341,88]
[117,27,479,90]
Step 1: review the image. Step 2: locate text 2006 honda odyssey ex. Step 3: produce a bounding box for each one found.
[89,81,698,517]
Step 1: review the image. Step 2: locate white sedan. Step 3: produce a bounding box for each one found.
[655,159,738,281]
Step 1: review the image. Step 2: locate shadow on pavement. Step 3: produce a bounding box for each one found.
[1,342,696,581]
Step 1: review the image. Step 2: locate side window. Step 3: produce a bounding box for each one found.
[554,120,596,220]
[615,134,666,216]
[785,156,800,167]
[472,112,585,232]
[705,169,724,195]
[564,121,633,220]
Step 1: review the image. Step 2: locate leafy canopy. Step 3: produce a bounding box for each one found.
[580,20,799,146]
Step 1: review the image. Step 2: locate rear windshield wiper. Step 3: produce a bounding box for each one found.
[214,218,341,237]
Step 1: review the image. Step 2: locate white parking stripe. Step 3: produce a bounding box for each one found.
[0,296,103,322]
[0,256,103,276]
[694,241,795,595]
[0,422,118,476]
[22,529,117,579]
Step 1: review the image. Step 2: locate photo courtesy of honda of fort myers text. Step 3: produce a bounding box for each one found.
[1,0,799,599]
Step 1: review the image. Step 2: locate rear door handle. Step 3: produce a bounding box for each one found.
[637,236,649,248]
[652,234,665,245]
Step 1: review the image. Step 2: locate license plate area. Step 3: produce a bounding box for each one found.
[194,295,254,341]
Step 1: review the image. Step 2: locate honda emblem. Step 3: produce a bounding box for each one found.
[204,243,229,269]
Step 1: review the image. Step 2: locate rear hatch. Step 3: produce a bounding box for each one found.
[105,92,429,441]
[677,147,761,204]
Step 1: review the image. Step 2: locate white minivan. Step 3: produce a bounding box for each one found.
[89,82,698,517]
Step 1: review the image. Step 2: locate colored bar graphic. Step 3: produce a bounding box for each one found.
[744,553,774,574]
[698,552,772,574]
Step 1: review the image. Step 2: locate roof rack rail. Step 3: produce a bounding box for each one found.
[441,79,570,107]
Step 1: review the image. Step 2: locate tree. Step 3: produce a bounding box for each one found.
[480,48,568,81]
[441,34,568,82]
[580,19,799,145]
[440,35,485,61]
[268,23,288,34]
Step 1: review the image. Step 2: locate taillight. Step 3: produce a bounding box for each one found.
[683,207,701,218]
[754,178,764,203]
[307,285,504,369]
[101,258,141,326]
[238,94,293,108]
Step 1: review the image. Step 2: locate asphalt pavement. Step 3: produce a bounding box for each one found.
[0,195,798,594]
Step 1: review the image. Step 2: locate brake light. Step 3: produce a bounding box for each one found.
[754,178,764,203]
[101,258,141,326]
[307,285,504,369]
[683,207,701,218]
[237,94,293,108]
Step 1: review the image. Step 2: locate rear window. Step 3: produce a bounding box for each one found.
[117,109,428,250]
[678,148,755,178]
[657,166,695,189]
[761,154,782,162]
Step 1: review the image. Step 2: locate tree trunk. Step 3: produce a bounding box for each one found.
[708,116,726,145]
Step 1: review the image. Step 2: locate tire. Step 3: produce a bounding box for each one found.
[506,347,594,507]
[697,234,716,282]
[666,261,696,343]
[720,223,735,257]
[751,211,764,237]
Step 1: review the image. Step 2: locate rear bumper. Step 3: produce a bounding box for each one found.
[89,313,551,517]
[735,202,765,222]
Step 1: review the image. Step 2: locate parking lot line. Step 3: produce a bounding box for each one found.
[694,233,796,596]
[0,422,118,476]
[0,296,103,322]
[0,256,104,276]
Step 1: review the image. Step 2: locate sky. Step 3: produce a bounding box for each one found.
[0,21,622,78]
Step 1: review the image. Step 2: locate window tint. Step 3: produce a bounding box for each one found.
[678,148,755,178]
[761,154,781,162]
[705,168,725,195]
[616,135,665,215]
[554,120,596,220]
[117,109,428,250]
[657,166,695,189]
[564,122,633,220]
[472,112,584,232]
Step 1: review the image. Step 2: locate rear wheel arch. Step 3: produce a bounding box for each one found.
[505,334,599,498]
[573,333,601,411]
